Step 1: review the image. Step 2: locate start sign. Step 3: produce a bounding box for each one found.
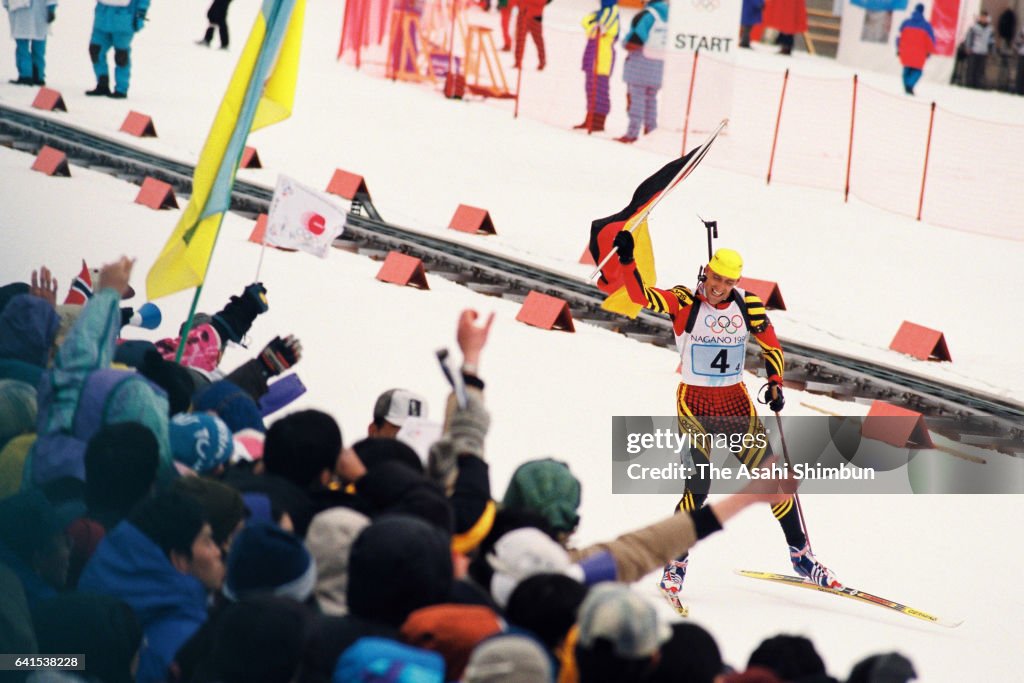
[668,0,742,54]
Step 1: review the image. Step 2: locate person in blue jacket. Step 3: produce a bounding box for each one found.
[86,0,150,98]
[616,0,669,144]
[79,490,224,683]
[740,0,764,47]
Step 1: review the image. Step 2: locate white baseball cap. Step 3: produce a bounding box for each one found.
[373,388,429,427]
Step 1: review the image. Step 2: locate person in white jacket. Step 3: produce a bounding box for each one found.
[962,11,994,89]
[2,0,57,85]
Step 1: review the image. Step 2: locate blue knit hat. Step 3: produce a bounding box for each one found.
[193,380,265,433]
[168,413,234,474]
[224,523,316,602]
[334,637,445,683]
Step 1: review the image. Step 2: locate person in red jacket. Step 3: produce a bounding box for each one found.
[762,0,807,55]
[611,231,839,615]
[897,4,935,95]
[513,0,546,70]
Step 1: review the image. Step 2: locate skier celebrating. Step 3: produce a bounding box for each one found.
[610,231,840,612]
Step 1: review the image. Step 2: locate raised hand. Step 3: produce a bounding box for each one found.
[97,256,135,298]
[457,309,494,368]
[30,266,58,307]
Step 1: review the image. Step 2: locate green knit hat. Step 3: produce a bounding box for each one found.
[502,458,581,533]
[0,380,37,452]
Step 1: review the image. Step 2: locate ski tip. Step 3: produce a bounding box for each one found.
[736,569,964,628]
[658,590,690,618]
[735,569,780,579]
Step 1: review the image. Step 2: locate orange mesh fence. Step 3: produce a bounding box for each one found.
[514,21,593,129]
[769,73,854,192]
[847,82,933,220]
[684,54,785,180]
[921,110,1024,240]
[338,15,1024,241]
[633,48,696,155]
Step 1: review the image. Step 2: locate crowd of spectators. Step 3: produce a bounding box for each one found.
[0,257,918,682]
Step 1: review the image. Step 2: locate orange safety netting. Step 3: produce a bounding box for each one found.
[337,8,1024,241]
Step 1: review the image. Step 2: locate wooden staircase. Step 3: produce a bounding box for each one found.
[802,0,841,58]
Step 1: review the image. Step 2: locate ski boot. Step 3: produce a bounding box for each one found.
[86,76,111,97]
[790,542,840,588]
[658,558,689,617]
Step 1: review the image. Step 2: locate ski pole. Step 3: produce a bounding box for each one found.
[772,403,814,552]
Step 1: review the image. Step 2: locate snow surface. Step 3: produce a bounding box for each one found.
[1,1,1023,680]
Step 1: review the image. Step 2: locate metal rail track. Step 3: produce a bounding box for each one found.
[2,103,1020,453]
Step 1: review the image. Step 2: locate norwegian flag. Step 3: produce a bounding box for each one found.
[64,261,94,305]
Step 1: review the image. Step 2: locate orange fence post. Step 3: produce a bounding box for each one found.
[917,102,936,222]
[844,74,857,202]
[681,49,699,156]
[766,68,789,185]
[513,57,524,118]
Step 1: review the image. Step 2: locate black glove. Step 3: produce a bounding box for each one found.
[613,230,635,264]
[759,380,785,412]
[259,335,302,377]
[211,282,267,344]
[46,6,55,23]
[243,282,269,313]
[134,9,147,31]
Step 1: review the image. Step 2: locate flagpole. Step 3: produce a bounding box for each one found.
[587,118,727,283]
[174,210,230,362]
[255,230,270,281]
[175,284,205,364]
[146,0,303,307]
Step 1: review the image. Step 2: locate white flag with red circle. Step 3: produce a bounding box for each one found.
[265,174,346,258]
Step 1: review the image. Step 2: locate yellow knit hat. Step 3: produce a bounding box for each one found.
[707,248,743,280]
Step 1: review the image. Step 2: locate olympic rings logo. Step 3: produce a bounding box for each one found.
[705,314,743,334]
[692,0,720,10]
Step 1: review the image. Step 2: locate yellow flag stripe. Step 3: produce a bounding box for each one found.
[146,0,305,300]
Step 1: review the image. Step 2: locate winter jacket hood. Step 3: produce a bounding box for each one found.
[78,521,208,683]
[347,514,453,626]
[0,294,58,368]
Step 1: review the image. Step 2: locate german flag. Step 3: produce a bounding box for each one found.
[588,148,699,318]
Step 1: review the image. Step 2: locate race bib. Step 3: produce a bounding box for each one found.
[690,343,744,378]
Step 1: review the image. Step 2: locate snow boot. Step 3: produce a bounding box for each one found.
[739,25,752,48]
[590,113,606,132]
[572,113,593,130]
[86,76,111,97]
[790,542,840,588]
[658,557,689,616]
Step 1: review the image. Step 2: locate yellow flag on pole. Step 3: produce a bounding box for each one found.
[146,0,306,300]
